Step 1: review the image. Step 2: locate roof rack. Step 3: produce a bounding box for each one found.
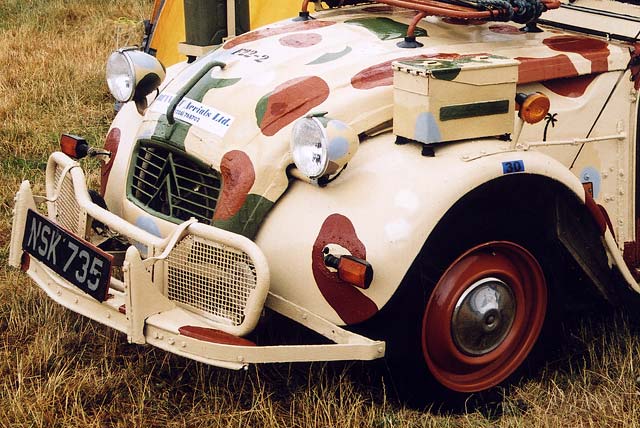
[298,0,560,23]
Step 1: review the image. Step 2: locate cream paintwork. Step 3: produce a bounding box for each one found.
[516,71,636,245]
[103,61,190,216]
[106,133,600,327]
[138,9,632,209]
[103,102,143,217]
[544,0,640,40]
[561,73,636,245]
[513,74,622,167]
[110,9,634,232]
[35,153,268,337]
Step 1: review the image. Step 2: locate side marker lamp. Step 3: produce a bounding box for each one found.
[516,92,550,124]
[324,253,374,289]
[60,134,89,159]
[60,134,110,160]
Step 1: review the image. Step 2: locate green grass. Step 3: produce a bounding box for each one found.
[1,1,640,426]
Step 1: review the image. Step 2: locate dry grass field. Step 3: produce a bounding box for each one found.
[1,1,640,426]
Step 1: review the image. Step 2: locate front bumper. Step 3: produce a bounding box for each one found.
[9,152,385,369]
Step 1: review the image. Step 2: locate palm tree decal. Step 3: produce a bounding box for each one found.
[543,112,557,141]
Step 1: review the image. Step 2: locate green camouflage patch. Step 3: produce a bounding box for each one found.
[187,77,242,102]
[344,17,427,40]
[307,46,353,65]
[212,194,275,239]
[440,100,510,121]
[431,66,461,81]
[254,91,270,129]
[152,115,190,151]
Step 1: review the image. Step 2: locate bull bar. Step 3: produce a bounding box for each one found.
[9,152,385,369]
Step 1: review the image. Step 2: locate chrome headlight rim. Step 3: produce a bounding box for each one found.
[106,47,165,107]
[106,48,137,103]
[290,115,330,180]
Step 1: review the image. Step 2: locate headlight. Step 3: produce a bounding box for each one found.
[290,113,359,181]
[106,48,165,104]
[291,116,328,179]
[106,50,136,102]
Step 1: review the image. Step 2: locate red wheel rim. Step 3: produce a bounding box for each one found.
[421,241,547,393]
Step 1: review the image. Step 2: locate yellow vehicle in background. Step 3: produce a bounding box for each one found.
[144,0,301,65]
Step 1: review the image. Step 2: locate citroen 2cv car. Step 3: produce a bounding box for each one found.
[10,0,640,402]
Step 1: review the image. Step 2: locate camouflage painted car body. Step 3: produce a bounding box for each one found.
[106,4,639,324]
[10,0,640,397]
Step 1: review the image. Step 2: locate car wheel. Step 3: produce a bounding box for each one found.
[421,241,547,393]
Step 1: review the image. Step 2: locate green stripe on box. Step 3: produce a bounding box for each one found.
[440,100,510,121]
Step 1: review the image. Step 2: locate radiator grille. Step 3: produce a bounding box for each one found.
[129,142,221,225]
[54,166,84,235]
[166,234,257,326]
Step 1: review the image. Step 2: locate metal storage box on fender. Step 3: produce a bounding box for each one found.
[392,55,519,144]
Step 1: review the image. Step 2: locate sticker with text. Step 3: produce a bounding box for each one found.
[502,160,525,174]
[174,97,235,137]
[149,92,175,114]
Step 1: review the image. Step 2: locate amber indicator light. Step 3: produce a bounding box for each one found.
[60,134,89,159]
[516,92,550,124]
[325,254,374,289]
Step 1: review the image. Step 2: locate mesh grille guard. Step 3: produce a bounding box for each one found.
[128,140,221,225]
[166,234,257,327]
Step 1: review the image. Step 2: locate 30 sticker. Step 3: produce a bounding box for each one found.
[502,160,525,174]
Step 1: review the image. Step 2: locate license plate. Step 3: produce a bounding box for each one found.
[22,209,113,302]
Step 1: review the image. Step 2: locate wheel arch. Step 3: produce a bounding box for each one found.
[408,171,622,306]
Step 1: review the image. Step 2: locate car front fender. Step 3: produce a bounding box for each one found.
[255,134,590,326]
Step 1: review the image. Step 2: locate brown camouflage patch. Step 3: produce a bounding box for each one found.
[630,43,640,90]
[179,326,257,346]
[515,54,578,84]
[351,53,461,90]
[584,189,607,236]
[541,74,597,98]
[223,20,336,50]
[279,33,322,48]
[256,76,330,136]
[100,127,121,196]
[213,150,255,221]
[312,214,378,325]
[543,35,610,73]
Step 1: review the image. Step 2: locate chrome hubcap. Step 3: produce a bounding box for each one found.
[451,277,516,356]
